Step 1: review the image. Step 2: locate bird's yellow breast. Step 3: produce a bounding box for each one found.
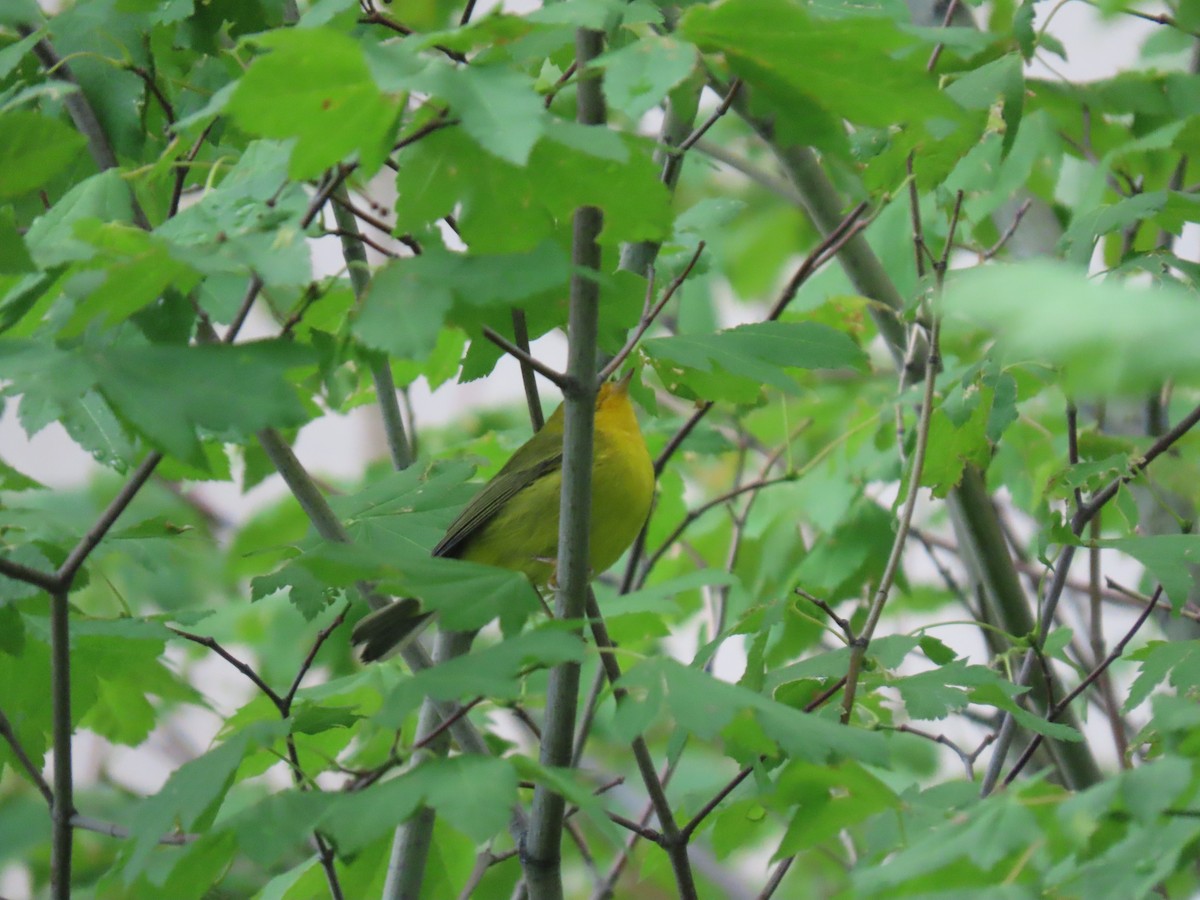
[462,388,654,583]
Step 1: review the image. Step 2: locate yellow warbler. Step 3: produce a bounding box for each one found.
[352,372,654,660]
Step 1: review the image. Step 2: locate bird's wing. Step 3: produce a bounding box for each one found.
[432,449,563,559]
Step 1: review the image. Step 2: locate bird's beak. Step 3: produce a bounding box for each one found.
[615,368,635,392]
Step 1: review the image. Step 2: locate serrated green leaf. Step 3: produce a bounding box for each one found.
[0,110,86,199]
[596,35,697,120]
[413,63,545,165]
[228,28,398,178]
[944,261,1200,395]
[644,321,867,403]
[1100,535,1200,611]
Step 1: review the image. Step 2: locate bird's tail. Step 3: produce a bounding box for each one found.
[351,598,436,662]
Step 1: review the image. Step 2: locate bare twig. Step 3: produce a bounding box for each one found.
[641,475,795,577]
[892,724,990,780]
[583,593,698,898]
[756,856,794,900]
[512,308,545,431]
[676,79,742,154]
[0,705,54,804]
[49,592,72,900]
[1003,586,1163,786]
[482,325,568,389]
[70,814,197,845]
[169,627,286,712]
[282,604,349,711]
[978,199,1032,260]
[797,588,855,641]
[599,242,706,381]
[841,191,961,724]
[926,0,963,72]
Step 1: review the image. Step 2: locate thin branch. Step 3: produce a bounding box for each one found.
[765,202,871,322]
[906,154,926,280]
[282,604,349,711]
[797,588,855,642]
[0,706,54,804]
[584,593,699,898]
[756,856,794,900]
[840,190,960,724]
[1003,586,1163,786]
[358,11,468,63]
[676,79,742,154]
[169,627,285,712]
[169,120,215,218]
[393,112,458,154]
[512,308,545,431]
[925,0,963,72]
[70,814,197,845]
[412,696,486,752]
[978,199,1032,260]
[0,556,60,594]
[1076,398,1200,530]
[331,193,395,239]
[593,757,680,898]
[224,275,264,342]
[840,314,938,722]
[482,326,568,389]
[599,242,705,381]
[982,397,1200,793]
[641,475,795,575]
[322,228,399,258]
[608,812,663,843]
[50,592,72,900]
[680,765,753,842]
[330,185,415,470]
[542,62,578,109]
[128,64,175,124]
[891,724,989,780]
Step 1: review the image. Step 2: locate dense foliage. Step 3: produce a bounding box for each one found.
[2,0,1200,898]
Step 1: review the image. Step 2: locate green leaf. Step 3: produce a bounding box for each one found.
[775,760,899,854]
[621,657,888,764]
[414,63,545,165]
[393,127,672,252]
[0,207,34,273]
[352,243,570,360]
[0,110,86,198]
[919,389,993,497]
[126,721,288,877]
[59,223,202,337]
[681,0,961,153]
[1061,191,1169,266]
[418,755,518,842]
[596,35,697,120]
[228,27,398,178]
[1100,535,1200,611]
[92,340,313,467]
[376,629,584,725]
[944,261,1200,395]
[24,170,135,267]
[1124,640,1200,711]
[643,321,867,403]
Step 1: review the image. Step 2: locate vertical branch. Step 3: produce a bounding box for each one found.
[384,629,476,900]
[49,591,73,900]
[840,313,940,724]
[512,308,545,431]
[524,26,606,900]
[330,187,414,470]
